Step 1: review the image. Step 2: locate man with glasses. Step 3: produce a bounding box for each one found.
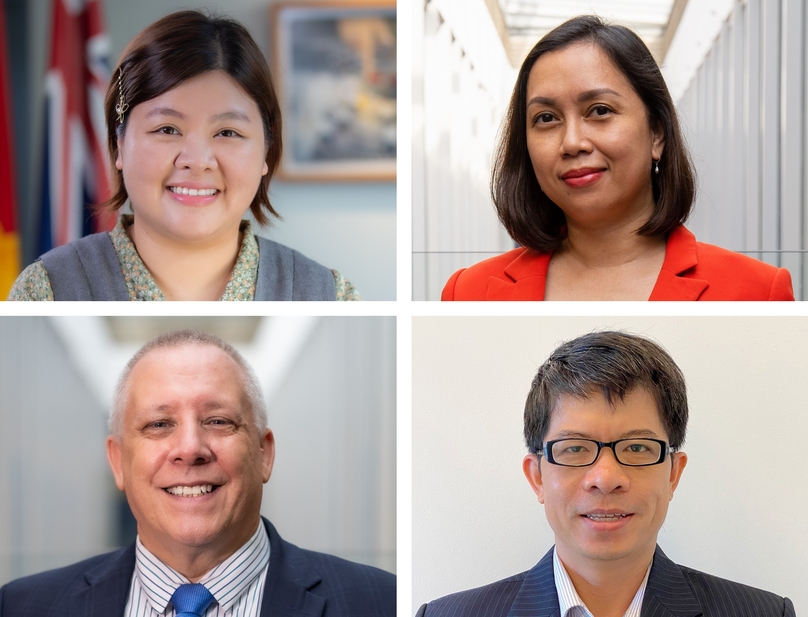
[417,331,793,617]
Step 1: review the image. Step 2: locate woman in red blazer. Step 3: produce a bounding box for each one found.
[442,16,794,301]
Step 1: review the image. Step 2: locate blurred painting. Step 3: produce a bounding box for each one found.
[271,1,396,181]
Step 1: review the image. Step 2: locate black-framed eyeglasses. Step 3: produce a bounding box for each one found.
[540,438,671,467]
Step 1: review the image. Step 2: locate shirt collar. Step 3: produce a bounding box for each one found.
[553,547,651,617]
[133,520,270,615]
[109,214,260,301]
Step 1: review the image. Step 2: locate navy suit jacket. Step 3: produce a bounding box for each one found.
[0,518,395,617]
[417,546,794,617]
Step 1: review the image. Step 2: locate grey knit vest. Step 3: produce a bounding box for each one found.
[38,232,336,301]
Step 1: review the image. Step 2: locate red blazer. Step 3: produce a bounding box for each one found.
[442,226,795,301]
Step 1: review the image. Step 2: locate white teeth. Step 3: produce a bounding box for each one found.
[587,513,627,520]
[169,186,217,196]
[166,484,213,497]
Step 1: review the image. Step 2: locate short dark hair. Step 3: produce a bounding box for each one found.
[100,10,282,226]
[524,331,688,454]
[492,15,695,252]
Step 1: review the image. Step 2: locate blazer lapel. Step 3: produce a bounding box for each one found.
[67,544,136,617]
[506,548,560,617]
[487,250,551,300]
[649,227,708,300]
[640,546,702,617]
[260,518,326,617]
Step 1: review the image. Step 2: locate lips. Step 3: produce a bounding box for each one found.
[560,167,605,188]
[163,483,221,497]
[580,509,634,528]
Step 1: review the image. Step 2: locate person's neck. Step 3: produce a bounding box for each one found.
[129,222,241,301]
[557,545,654,617]
[138,519,261,582]
[559,214,666,270]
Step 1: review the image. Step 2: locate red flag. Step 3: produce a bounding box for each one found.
[39,0,113,255]
[0,0,19,298]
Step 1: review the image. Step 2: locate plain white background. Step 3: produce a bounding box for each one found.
[413,316,808,615]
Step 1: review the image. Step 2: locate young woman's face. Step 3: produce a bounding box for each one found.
[525,42,664,231]
[116,70,268,247]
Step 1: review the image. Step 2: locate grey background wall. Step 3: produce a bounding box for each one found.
[677,0,808,301]
[0,315,396,586]
[413,316,808,615]
[6,0,396,300]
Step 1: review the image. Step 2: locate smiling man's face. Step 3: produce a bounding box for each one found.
[523,388,686,574]
[106,343,274,566]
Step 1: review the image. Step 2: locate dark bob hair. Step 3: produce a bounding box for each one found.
[100,10,282,226]
[492,15,695,252]
[524,331,688,454]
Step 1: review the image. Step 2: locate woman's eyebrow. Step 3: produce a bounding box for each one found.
[527,87,621,108]
[577,87,620,102]
[142,107,252,123]
[210,110,251,123]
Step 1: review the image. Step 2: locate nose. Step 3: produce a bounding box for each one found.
[582,446,630,493]
[169,421,213,466]
[174,132,217,173]
[560,117,593,157]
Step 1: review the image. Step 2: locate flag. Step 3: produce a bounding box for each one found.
[0,0,19,298]
[39,0,114,256]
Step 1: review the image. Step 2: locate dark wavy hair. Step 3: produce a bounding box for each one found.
[492,15,695,252]
[99,10,282,226]
[524,331,688,453]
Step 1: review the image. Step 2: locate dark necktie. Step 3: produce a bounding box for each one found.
[171,583,215,617]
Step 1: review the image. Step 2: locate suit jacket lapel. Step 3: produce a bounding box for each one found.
[640,546,702,617]
[260,518,326,617]
[506,548,560,617]
[67,544,136,617]
[486,250,551,300]
[649,227,709,300]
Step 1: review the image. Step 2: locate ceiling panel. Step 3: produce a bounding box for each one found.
[495,0,677,66]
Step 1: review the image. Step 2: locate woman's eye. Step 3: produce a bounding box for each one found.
[590,105,611,117]
[534,113,556,125]
[156,126,179,135]
[217,129,241,138]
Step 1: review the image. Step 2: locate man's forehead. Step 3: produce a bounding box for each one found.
[548,388,666,433]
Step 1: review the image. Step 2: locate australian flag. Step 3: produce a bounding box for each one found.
[39,0,114,255]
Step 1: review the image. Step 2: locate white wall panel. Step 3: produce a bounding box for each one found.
[677,0,808,298]
[413,0,515,300]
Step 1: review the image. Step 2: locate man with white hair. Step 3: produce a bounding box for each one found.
[0,330,395,616]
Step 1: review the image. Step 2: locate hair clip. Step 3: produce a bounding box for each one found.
[115,67,129,123]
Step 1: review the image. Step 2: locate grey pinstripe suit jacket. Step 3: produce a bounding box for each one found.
[416,546,795,617]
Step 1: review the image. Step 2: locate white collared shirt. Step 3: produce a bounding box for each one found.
[124,521,270,617]
[553,548,651,617]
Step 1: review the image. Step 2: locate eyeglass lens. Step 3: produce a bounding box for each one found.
[551,439,663,466]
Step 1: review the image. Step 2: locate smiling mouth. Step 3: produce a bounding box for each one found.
[583,513,631,521]
[167,186,218,196]
[164,484,220,497]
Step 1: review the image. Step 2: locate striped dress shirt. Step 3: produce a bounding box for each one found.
[553,548,651,617]
[124,521,270,617]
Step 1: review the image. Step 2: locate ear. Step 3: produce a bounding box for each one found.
[106,436,126,491]
[262,160,269,176]
[115,137,124,170]
[668,451,687,500]
[522,454,546,504]
[651,121,665,162]
[259,429,275,483]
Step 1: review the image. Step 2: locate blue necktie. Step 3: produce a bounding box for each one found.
[171,583,215,617]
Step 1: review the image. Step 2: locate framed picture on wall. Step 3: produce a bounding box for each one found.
[270,0,396,181]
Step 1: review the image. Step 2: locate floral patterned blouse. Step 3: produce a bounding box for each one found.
[8,215,360,301]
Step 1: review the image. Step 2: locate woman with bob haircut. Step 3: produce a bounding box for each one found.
[442,15,794,301]
[10,10,359,301]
